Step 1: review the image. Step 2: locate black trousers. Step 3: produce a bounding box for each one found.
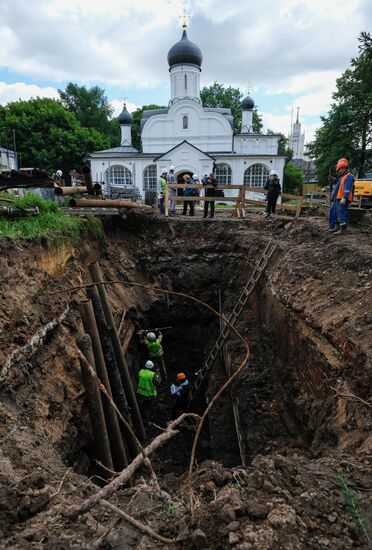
[183,200,195,215]
[267,193,279,214]
[204,200,215,218]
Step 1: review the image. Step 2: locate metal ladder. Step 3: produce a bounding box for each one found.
[189,242,277,402]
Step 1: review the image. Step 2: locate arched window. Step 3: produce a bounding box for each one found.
[184,74,187,90]
[244,163,270,187]
[183,115,188,129]
[106,165,132,186]
[143,164,157,190]
[215,163,232,185]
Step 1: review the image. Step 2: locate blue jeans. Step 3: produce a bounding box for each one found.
[335,199,349,226]
[159,195,164,215]
[328,202,337,229]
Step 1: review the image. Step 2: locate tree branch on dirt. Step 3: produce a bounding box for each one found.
[64,413,199,519]
[101,499,175,545]
[330,386,372,408]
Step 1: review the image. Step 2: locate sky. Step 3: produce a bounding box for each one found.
[0,0,370,143]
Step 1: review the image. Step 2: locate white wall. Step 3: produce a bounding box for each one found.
[170,64,201,102]
[234,135,279,155]
[141,99,233,154]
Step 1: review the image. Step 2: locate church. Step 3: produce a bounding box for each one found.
[88,27,285,199]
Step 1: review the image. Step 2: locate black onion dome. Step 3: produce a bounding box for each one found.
[241,96,255,111]
[167,30,203,68]
[118,104,132,125]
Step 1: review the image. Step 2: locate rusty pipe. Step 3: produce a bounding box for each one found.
[69,198,137,208]
[82,166,95,194]
[54,183,101,196]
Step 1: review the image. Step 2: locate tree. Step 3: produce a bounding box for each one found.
[200,82,263,134]
[307,32,372,182]
[283,162,304,194]
[130,104,166,151]
[59,83,114,136]
[0,98,109,176]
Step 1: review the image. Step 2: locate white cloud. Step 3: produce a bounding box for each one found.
[0,81,59,105]
[261,111,320,143]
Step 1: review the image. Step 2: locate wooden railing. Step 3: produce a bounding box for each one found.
[164,184,304,219]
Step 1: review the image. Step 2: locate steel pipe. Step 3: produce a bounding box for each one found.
[82,166,95,194]
[88,262,146,443]
[79,300,128,471]
[77,334,114,474]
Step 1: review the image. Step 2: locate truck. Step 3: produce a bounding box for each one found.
[354,177,372,208]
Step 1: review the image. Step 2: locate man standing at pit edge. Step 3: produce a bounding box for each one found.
[158,168,167,215]
[329,158,354,235]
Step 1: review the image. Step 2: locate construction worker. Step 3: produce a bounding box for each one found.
[144,331,167,383]
[158,168,167,215]
[170,373,190,419]
[136,360,158,425]
[329,158,355,235]
[167,166,177,215]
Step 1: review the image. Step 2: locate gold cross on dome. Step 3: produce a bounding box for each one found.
[179,8,190,29]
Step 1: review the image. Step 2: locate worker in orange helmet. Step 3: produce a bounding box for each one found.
[328,158,355,235]
[170,372,190,419]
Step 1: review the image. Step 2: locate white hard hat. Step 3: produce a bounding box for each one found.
[146,332,156,341]
[269,170,278,176]
[161,168,167,174]
[169,165,175,171]
[56,170,63,177]
[145,360,154,369]
[192,174,199,179]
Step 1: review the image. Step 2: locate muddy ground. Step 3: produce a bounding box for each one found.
[0,209,371,549]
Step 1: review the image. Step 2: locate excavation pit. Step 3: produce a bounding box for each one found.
[0,212,371,547]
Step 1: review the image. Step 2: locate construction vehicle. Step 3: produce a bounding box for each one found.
[353,177,372,209]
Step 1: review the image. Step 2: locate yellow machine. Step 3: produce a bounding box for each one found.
[354,179,372,197]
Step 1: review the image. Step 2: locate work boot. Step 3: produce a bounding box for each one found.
[334,224,347,235]
[328,226,339,233]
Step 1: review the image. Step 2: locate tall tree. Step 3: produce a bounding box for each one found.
[130,104,166,151]
[283,162,304,194]
[0,98,109,176]
[59,83,114,136]
[307,32,372,182]
[200,82,263,134]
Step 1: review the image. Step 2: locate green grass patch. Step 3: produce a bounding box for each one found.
[0,192,103,249]
[337,473,370,542]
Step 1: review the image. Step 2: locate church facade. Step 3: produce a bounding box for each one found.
[89,29,285,199]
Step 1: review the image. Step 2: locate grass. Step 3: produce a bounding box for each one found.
[0,192,103,249]
[336,473,370,542]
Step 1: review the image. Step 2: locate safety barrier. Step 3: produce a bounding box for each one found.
[164,184,304,219]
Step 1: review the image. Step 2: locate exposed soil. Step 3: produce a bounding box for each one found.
[0,210,371,549]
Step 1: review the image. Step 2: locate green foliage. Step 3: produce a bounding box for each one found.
[337,473,370,541]
[59,82,114,136]
[131,104,166,151]
[283,162,304,194]
[200,82,263,134]
[307,32,372,183]
[0,193,103,249]
[0,98,109,177]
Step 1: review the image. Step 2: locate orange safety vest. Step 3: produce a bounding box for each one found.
[336,173,353,202]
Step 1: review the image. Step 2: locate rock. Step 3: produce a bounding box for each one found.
[228,532,240,545]
[327,511,338,524]
[225,521,240,532]
[191,528,208,548]
[245,501,269,520]
[176,518,190,542]
[267,504,297,529]
[221,503,236,523]
[203,480,217,493]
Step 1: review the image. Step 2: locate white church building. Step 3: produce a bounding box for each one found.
[89,28,285,199]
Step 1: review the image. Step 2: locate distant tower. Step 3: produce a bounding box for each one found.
[289,107,305,159]
[119,103,132,146]
[241,96,255,133]
[167,26,203,104]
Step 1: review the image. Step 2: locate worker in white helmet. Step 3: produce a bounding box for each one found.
[136,360,159,425]
[167,165,177,215]
[143,330,167,383]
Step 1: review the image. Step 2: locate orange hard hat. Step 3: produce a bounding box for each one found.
[336,158,348,170]
[176,372,186,380]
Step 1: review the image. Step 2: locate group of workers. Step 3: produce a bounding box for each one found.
[158,167,220,218]
[136,330,190,425]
